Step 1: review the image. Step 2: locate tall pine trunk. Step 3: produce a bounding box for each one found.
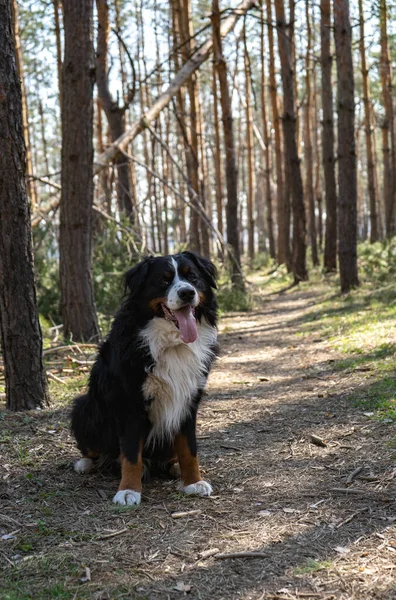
[266,0,287,265]
[244,26,256,262]
[304,0,319,266]
[96,0,134,220]
[379,0,395,236]
[320,0,337,271]
[260,0,275,258]
[60,0,100,341]
[275,0,307,283]
[211,0,243,288]
[334,0,359,292]
[0,0,49,410]
[358,0,378,243]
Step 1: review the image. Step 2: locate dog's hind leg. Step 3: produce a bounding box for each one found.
[71,394,102,473]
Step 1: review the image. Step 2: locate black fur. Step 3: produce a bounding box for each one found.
[71,252,218,483]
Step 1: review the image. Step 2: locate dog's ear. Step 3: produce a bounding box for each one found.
[182,251,217,289]
[123,258,151,296]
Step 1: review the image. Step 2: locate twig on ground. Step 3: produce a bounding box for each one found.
[346,466,364,484]
[47,372,68,385]
[220,444,243,452]
[171,510,201,519]
[336,507,369,529]
[98,528,129,540]
[310,434,327,447]
[43,344,98,356]
[197,548,220,559]
[215,551,269,559]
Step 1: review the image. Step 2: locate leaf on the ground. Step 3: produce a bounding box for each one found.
[257,376,270,381]
[283,507,296,513]
[2,533,16,541]
[258,510,271,517]
[174,581,191,592]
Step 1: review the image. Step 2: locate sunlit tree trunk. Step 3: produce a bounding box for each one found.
[275,0,307,283]
[211,0,243,288]
[320,0,337,271]
[52,0,62,112]
[334,0,359,292]
[260,0,275,258]
[379,0,395,236]
[243,25,255,262]
[304,0,318,266]
[267,0,287,265]
[358,0,378,243]
[212,63,224,257]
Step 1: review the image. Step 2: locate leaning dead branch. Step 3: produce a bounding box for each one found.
[31,0,257,226]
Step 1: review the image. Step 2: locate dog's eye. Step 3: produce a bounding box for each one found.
[188,274,198,283]
[162,279,171,287]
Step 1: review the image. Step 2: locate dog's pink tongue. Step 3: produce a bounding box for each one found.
[173,306,197,343]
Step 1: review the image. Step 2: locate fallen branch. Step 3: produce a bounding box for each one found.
[171,509,201,519]
[98,528,129,540]
[43,344,98,356]
[47,372,68,385]
[215,551,269,559]
[336,507,369,529]
[346,465,364,484]
[31,0,257,227]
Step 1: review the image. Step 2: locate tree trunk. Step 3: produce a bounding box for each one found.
[243,25,256,262]
[52,0,63,112]
[379,0,395,236]
[11,0,37,207]
[358,0,378,243]
[266,0,287,265]
[320,0,337,271]
[275,0,307,283]
[212,63,224,257]
[0,0,49,411]
[304,0,319,266]
[334,0,359,292]
[60,0,100,341]
[260,0,275,258]
[211,0,243,288]
[96,0,134,220]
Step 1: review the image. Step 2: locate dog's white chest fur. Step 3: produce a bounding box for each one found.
[140,317,216,442]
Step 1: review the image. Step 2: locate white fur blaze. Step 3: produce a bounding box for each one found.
[74,458,94,473]
[181,480,213,497]
[113,489,141,506]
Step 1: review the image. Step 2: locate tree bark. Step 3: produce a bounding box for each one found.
[243,25,256,262]
[379,0,395,236]
[358,0,378,243]
[0,0,49,411]
[260,0,275,258]
[60,0,100,341]
[211,0,243,288]
[266,0,287,265]
[11,0,37,207]
[52,0,63,112]
[334,0,359,292]
[96,0,134,219]
[275,0,307,283]
[304,0,319,266]
[212,62,224,255]
[320,0,337,271]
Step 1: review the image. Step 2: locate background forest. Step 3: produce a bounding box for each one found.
[13,0,396,331]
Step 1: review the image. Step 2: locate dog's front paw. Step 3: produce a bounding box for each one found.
[181,480,213,497]
[74,458,94,473]
[113,489,141,506]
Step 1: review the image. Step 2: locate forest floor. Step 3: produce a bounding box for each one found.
[1,270,395,600]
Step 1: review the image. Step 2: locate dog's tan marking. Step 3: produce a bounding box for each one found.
[174,433,201,486]
[118,444,143,493]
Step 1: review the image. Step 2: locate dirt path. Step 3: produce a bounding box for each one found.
[1,288,395,599]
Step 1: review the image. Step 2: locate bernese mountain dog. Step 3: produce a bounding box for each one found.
[71,251,218,506]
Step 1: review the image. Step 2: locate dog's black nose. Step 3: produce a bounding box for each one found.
[178,287,195,302]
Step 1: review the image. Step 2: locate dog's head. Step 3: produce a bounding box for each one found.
[123,252,217,343]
